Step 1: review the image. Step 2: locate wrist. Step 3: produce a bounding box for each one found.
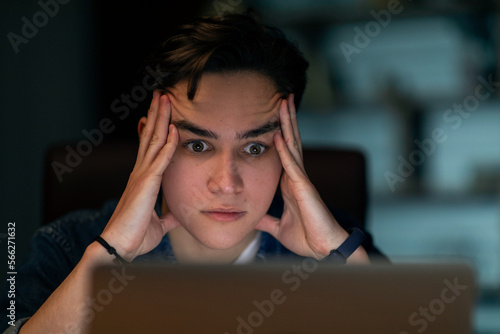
[94,236,129,265]
[322,227,366,264]
[83,241,118,269]
[99,230,137,262]
[317,226,350,258]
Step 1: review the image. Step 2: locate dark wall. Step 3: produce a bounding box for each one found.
[93,1,209,139]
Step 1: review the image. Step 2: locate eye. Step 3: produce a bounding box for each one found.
[186,140,210,153]
[243,143,267,157]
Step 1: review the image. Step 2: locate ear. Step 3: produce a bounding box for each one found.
[137,117,147,138]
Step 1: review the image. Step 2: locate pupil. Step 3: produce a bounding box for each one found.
[251,145,260,154]
[194,142,203,152]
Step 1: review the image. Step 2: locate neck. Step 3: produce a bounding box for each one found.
[168,227,258,264]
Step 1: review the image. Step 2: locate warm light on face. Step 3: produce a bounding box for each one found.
[161,72,284,250]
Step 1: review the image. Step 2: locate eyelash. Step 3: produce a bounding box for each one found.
[183,140,269,157]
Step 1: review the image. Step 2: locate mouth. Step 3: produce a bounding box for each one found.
[201,209,247,222]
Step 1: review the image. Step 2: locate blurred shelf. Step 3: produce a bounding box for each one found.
[250,0,497,27]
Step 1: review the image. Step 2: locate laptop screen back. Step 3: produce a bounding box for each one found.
[89,262,475,334]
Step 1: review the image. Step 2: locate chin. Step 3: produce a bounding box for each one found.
[186,220,257,251]
[196,231,250,250]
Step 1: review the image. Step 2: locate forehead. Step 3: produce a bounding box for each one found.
[167,72,282,128]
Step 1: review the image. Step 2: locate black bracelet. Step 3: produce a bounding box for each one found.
[324,227,366,264]
[94,236,128,265]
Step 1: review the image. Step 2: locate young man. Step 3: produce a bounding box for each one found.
[2,12,386,334]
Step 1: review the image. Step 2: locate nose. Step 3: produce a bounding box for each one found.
[207,152,244,194]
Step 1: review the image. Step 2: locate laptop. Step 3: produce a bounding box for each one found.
[89,262,476,334]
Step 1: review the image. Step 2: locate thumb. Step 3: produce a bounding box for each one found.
[255,214,280,237]
[158,212,181,234]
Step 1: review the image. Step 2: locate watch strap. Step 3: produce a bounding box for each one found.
[325,227,366,264]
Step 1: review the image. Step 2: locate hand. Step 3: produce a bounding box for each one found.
[100,91,180,261]
[256,95,351,260]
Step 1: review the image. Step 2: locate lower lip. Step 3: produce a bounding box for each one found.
[202,211,246,222]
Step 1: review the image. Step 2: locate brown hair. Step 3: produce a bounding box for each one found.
[146,11,309,108]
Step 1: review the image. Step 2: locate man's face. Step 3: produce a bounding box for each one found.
[162,71,283,250]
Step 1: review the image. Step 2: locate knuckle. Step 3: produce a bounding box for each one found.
[139,130,150,142]
[149,134,160,145]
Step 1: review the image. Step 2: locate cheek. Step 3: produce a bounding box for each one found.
[245,153,282,201]
[161,154,200,206]
[256,155,282,183]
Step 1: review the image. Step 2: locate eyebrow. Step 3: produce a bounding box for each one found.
[173,120,218,139]
[238,121,280,139]
[172,120,280,140]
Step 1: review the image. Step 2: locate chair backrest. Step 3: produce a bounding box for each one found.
[43,143,367,226]
[302,148,367,226]
[43,140,138,223]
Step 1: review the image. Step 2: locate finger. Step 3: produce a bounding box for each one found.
[255,214,280,237]
[143,94,172,165]
[158,211,182,234]
[149,124,179,176]
[288,94,303,158]
[274,130,307,179]
[153,94,171,143]
[137,90,161,164]
[279,99,304,169]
